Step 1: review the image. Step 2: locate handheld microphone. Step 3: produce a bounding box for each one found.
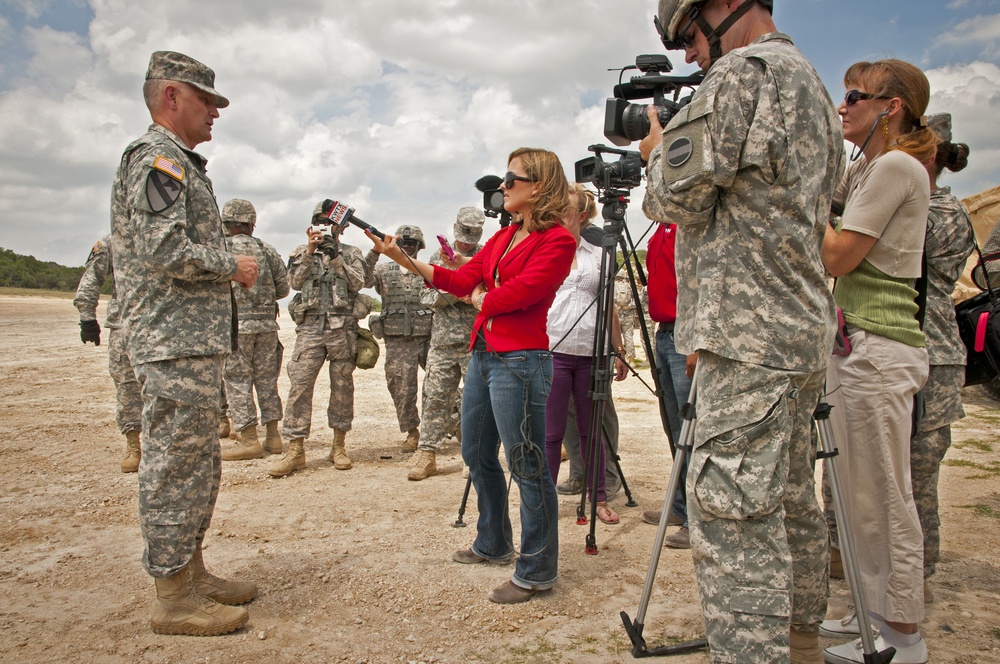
[321,199,386,241]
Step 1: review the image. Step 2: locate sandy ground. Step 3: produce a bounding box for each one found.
[0,294,998,664]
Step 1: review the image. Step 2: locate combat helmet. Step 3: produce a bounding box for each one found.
[396,225,426,250]
[657,0,772,56]
[221,199,256,226]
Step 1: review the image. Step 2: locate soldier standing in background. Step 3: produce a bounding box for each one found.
[614,271,637,364]
[408,208,485,480]
[365,225,434,453]
[111,50,259,636]
[269,201,370,478]
[74,234,143,473]
[219,199,290,461]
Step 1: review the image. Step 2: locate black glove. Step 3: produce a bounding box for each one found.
[80,319,101,346]
[319,236,340,259]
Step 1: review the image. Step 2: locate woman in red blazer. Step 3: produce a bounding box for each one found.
[368,147,576,604]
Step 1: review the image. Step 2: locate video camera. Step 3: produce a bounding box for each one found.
[604,54,702,146]
[575,144,643,191]
[474,175,511,227]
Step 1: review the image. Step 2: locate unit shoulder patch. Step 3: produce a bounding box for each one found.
[146,169,183,213]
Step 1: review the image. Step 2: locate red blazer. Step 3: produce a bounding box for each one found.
[432,223,576,352]
[646,223,678,324]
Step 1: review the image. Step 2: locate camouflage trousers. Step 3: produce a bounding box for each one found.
[687,352,827,664]
[134,355,224,578]
[282,324,356,439]
[383,335,429,433]
[419,341,469,452]
[224,330,284,432]
[108,326,141,434]
[619,311,636,363]
[911,364,964,578]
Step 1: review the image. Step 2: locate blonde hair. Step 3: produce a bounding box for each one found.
[508,147,570,233]
[568,183,598,223]
[844,59,938,164]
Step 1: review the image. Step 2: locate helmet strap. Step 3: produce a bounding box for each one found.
[692,0,759,66]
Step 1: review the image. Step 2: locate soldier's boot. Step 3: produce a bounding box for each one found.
[268,438,306,477]
[329,429,352,470]
[150,566,248,636]
[120,429,141,473]
[262,421,283,454]
[221,425,264,461]
[219,414,232,439]
[407,449,437,481]
[189,546,257,605]
[789,626,823,664]
[402,427,419,452]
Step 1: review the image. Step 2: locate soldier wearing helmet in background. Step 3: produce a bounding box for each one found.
[407,207,485,481]
[218,199,290,462]
[365,225,434,454]
[73,235,143,473]
[639,1,843,662]
[269,201,371,478]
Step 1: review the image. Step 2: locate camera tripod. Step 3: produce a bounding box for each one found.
[621,378,897,662]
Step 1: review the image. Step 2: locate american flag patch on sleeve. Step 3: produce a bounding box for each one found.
[153,156,185,181]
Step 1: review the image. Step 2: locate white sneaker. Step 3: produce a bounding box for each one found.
[819,608,860,639]
[824,634,928,664]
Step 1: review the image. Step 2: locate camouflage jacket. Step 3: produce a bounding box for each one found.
[110,124,237,365]
[226,233,290,334]
[643,33,843,372]
[924,187,976,365]
[73,234,122,329]
[422,247,482,347]
[287,242,368,333]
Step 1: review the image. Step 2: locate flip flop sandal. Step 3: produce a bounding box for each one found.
[597,502,620,525]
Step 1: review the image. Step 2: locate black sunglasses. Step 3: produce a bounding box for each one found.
[503,171,534,189]
[844,89,892,106]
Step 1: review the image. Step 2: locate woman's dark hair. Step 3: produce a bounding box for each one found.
[934,141,970,174]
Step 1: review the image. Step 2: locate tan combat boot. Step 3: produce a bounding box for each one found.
[120,430,141,473]
[402,427,419,452]
[262,420,283,454]
[329,429,352,470]
[268,438,306,477]
[190,546,257,605]
[150,566,248,636]
[789,626,822,664]
[221,425,264,461]
[219,414,231,439]
[407,449,436,481]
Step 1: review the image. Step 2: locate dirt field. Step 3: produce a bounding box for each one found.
[1,294,998,663]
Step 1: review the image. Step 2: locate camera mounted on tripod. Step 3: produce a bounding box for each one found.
[575,144,644,192]
[604,53,702,146]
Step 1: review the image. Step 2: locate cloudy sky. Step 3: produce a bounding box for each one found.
[1,0,999,269]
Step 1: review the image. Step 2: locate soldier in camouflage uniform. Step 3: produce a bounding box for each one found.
[111,51,260,636]
[640,2,843,662]
[407,207,485,480]
[911,114,975,601]
[365,225,434,453]
[219,199,290,461]
[614,272,637,363]
[74,234,143,473]
[269,201,371,478]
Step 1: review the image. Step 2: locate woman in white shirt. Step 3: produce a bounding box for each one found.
[544,184,627,524]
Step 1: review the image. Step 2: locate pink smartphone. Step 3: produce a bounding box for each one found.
[437,234,456,261]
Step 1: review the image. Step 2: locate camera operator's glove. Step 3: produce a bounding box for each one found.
[80,319,101,346]
[319,236,341,260]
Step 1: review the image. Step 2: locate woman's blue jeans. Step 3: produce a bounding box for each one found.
[656,326,692,523]
[462,349,559,590]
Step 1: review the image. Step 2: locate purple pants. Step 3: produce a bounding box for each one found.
[545,352,607,502]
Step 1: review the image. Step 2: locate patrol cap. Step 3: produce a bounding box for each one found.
[927,113,952,143]
[454,206,485,244]
[145,51,230,108]
[221,199,256,226]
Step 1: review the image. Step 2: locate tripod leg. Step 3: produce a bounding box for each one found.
[622,375,698,650]
[452,474,473,528]
[815,397,896,663]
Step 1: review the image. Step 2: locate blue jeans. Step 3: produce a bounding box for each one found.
[655,326,691,523]
[462,349,559,590]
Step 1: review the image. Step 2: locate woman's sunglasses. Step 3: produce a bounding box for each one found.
[844,89,892,106]
[503,171,534,189]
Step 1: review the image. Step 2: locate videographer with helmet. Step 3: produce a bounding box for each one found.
[218,199,290,462]
[269,201,371,478]
[365,225,434,455]
[639,1,843,661]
